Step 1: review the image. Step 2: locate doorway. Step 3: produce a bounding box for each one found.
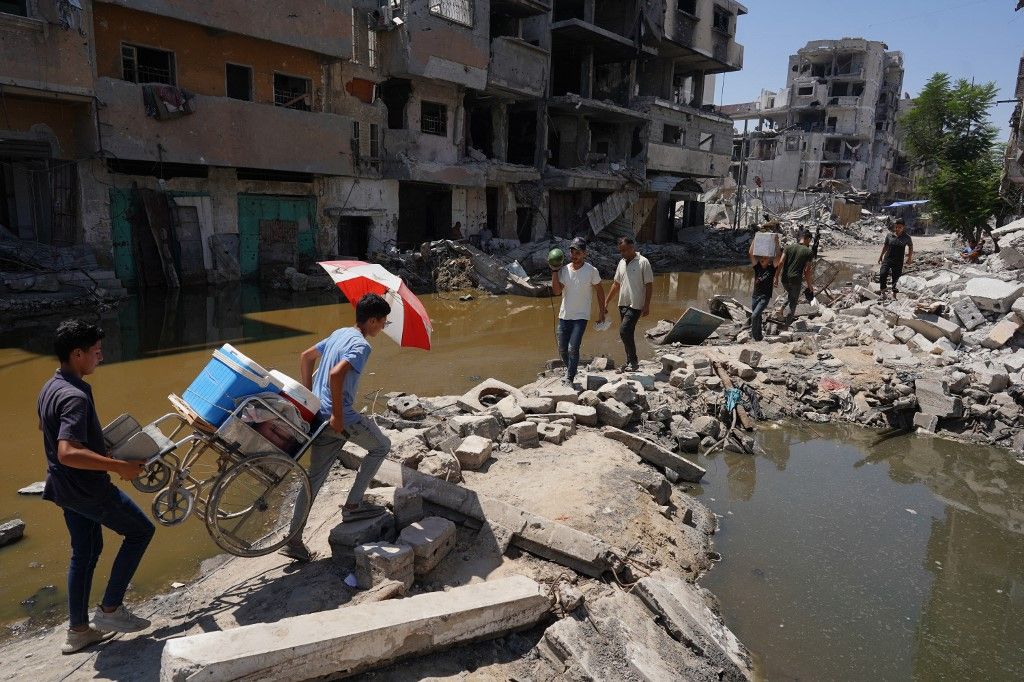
[338,216,372,258]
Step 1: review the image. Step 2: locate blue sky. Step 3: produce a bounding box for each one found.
[717,0,1023,138]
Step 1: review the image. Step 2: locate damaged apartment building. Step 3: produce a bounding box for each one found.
[0,0,745,287]
[1002,49,1024,217]
[720,38,911,204]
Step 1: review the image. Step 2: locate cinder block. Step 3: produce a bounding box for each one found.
[354,542,414,591]
[398,516,457,577]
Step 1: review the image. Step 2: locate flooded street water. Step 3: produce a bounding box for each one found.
[696,423,1024,681]
[0,267,752,628]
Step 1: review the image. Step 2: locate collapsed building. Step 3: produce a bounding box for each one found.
[1002,49,1024,218]
[0,0,745,287]
[720,38,912,208]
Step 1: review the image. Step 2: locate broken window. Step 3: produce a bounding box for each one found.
[430,0,473,27]
[678,0,697,15]
[380,78,411,129]
[835,54,855,75]
[352,9,377,67]
[351,121,361,163]
[370,123,380,159]
[274,73,312,110]
[663,125,681,144]
[785,136,799,151]
[797,86,813,96]
[698,133,714,152]
[225,63,252,101]
[421,101,448,136]
[0,1,28,16]
[121,44,176,85]
[712,5,731,34]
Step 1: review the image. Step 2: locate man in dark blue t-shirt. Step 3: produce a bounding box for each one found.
[37,320,155,654]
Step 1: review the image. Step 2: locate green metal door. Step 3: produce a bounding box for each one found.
[110,187,136,286]
[236,195,317,278]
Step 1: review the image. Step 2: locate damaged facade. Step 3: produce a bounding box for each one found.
[1002,50,1024,218]
[1,0,744,287]
[721,38,910,204]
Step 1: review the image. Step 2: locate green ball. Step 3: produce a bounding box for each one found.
[548,248,565,267]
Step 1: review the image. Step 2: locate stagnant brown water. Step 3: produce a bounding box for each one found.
[1,268,752,627]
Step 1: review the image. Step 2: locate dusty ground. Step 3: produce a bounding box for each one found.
[0,423,714,681]
[825,233,952,267]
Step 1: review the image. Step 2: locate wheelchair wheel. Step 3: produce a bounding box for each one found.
[132,455,176,494]
[152,486,195,526]
[204,454,311,557]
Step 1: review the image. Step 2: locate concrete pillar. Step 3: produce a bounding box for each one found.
[583,0,595,23]
[534,104,549,170]
[576,117,591,166]
[690,71,706,107]
[580,49,594,99]
[160,576,552,682]
[492,102,509,162]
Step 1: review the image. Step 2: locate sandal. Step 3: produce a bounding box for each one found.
[341,503,387,521]
[279,541,313,563]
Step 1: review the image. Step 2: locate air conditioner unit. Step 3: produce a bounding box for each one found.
[371,4,400,31]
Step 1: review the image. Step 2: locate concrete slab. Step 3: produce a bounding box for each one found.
[602,427,705,482]
[555,401,598,426]
[915,378,963,418]
[397,516,457,576]
[965,277,1024,313]
[981,316,1020,349]
[595,398,632,428]
[899,312,963,343]
[494,396,525,424]
[328,512,396,566]
[457,379,526,413]
[952,296,986,331]
[450,415,502,440]
[160,576,551,681]
[454,435,493,470]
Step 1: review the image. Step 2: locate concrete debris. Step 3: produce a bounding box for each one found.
[354,542,414,591]
[0,519,26,547]
[363,487,424,527]
[457,378,526,413]
[965,278,1024,313]
[453,435,494,470]
[160,576,551,681]
[397,517,457,577]
[418,451,464,483]
[16,482,45,495]
[328,512,396,567]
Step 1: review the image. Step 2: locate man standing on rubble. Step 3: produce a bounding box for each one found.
[877,218,913,300]
[604,236,653,372]
[775,229,815,320]
[551,237,606,386]
[282,293,393,562]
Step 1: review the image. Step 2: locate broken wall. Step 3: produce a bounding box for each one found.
[320,177,400,257]
[0,0,96,96]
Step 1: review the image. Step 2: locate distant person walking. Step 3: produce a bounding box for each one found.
[604,236,653,372]
[551,237,606,386]
[878,219,913,300]
[38,319,155,655]
[748,238,779,341]
[776,229,815,320]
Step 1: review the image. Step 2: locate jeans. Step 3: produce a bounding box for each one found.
[289,415,391,539]
[60,487,155,627]
[751,293,771,341]
[782,279,803,316]
[618,306,642,368]
[557,318,588,381]
[879,259,903,293]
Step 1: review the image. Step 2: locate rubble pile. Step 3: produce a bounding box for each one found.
[433,255,475,292]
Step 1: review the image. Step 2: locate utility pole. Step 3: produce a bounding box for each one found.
[732,118,749,230]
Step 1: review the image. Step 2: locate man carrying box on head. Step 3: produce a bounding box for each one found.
[282,293,393,563]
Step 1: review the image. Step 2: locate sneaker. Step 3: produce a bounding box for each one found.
[279,540,313,563]
[341,502,387,521]
[62,627,115,655]
[91,605,151,633]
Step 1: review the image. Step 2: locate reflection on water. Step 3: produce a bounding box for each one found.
[696,423,1024,682]
[0,268,753,627]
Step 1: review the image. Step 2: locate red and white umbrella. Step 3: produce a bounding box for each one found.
[318,260,433,350]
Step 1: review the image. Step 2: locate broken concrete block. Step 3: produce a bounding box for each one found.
[976,371,1010,392]
[907,333,935,353]
[602,427,705,482]
[387,395,426,420]
[915,379,963,418]
[585,374,609,391]
[674,430,701,454]
[692,415,721,439]
[998,245,1024,269]
[965,277,1024,313]
[363,487,424,527]
[588,356,614,371]
[519,396,555,414]
[537,385,577,405]
[457,379,526,413]
[537,422,570,445]
[450,415,502,440]
[556,401,598,427]
[952,296,986,331]
[17,481,45,495]
[981,316,1020,349]
[913,412,939,433]
[454,435,493,471]
[625,374,656,390]
[494,396,526,424]
[505,421,539,448]
[629,470,673,506]
[328,512,396,566]
[554,417,576,437]
[397,516,456,576]
[892,326,915,344]
[422,422,461,452]
[597,381,637,405]
[855,284,878,301]
[577,390,601,407]
[899,313,963,343]
[738,348,762,368]
[595,398,632,428]
[1002,349,1024,373]
[0,519,26,547]
[874,343,915,364]
[669,368,695,388]
[160,576,551,682]
[727,361,756,380]
[418,451,463,483]
[932,337,957,355]
[660,354,686,373]
[354,542,414,591]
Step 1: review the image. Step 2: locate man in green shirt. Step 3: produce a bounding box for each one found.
[775,229,815,321]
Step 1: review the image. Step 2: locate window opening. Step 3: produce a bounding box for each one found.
[370,123,380,159]
[121,44,176,85]
[678,0,696,15]
[352,121,361,163]
[274,73,312,110]
[225,63,252,101]
[698,133,714,152]
[421,101,448,136]
[712,6,731,34]
[0,1,28,17]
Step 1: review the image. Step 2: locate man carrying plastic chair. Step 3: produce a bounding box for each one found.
[282,293,393,562]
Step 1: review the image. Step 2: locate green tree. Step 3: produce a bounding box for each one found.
[901,73,1004,239]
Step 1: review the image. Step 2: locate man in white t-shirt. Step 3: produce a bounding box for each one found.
[551,237,606,385]
[603,236,653,371]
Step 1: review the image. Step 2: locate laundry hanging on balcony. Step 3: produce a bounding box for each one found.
[142,84,196,120]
